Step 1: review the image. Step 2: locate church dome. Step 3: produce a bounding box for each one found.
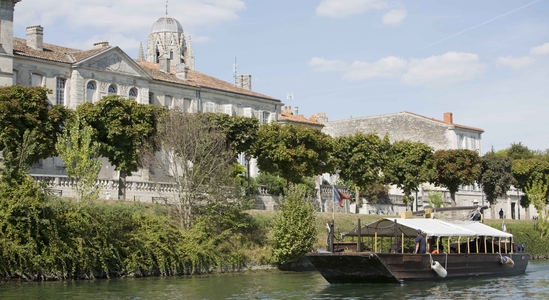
[150,15,184,34]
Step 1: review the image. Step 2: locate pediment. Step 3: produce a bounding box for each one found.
[76,48,151,79]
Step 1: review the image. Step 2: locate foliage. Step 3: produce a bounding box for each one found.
[270,184,317,264]
[362,182,389,204]
[385,141,433,207]
[506,142,534,160]
[426,190,445,208]
[231,163,258,196]
[1,129,40,183]
[204,113,260,156]
[249,123,335,184]
[144,110,242,229]
[478,152,515,217]
[77,95,166,199]
[257,171,286,196]
[0,86,70,182]
[512,158,549,208]
[333,132,391,195]
[55,115,102,202]
[525,179,549,238]
[431,149,481,206]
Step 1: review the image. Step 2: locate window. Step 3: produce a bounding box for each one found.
[86,81,97,101]
[203,102,215,113]
[165,95,172,108]
[31,73,44,87]
[224,104,233,116]
[260,111,270,124]
[129,87,138,99]
[170,50,174,60]
[56,78,66,105]
[12,70,18,85]
[149,92,155,105]
[243,107,252,118]
[184,99,192,113]
[108,84,117,95]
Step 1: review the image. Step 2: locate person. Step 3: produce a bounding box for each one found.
[415,229,426,254]
[499,208,504,219]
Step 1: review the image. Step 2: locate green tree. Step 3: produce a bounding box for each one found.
[270,184,317,264]
[0,86,70,182]
[333,133,390,200]
[427,190,445,208]
[204,113,260,156]
[385,141,434,209]
[249,123,335,185]
[431,149,481,207]
[512,158,549,217]
[478,152,515,218]
[525,179,549,238]
[506,142,534,160]
[77,96,166,200]
[55,115,102,202]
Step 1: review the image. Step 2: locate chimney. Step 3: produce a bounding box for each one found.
[236,74,252,90]
[175,63,187,81]
[93,40,109,48]
[26,25,43,51]
[444,112,453,124]
[294,106,299,116]
[159,57,170,73]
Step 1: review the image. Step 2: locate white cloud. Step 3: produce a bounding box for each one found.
[402,52,485,86]
[308,57,349,72]
[382,9,407,26]
[530,42,549,56]
[343,56,407,80]
[316,0,388,18]
[15,0,245,48]
[497,56,536,70]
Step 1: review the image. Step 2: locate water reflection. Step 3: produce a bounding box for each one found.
[0,261,548,299]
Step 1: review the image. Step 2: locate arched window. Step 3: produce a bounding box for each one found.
[108,84,117,95]
[86,81,97,101]
[148,92,155,105]
[129,87,138,99]
[170,50,174,60]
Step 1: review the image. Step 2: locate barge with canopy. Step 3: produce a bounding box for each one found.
[306,218,529,284]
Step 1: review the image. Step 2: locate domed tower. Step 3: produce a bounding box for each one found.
[146,13,194,69]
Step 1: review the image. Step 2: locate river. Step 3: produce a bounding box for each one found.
[1,260,548,299]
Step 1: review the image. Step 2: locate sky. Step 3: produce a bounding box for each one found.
[12,0,549,153]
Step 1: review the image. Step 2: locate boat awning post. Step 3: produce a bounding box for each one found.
[458,236,461,254]
[401,232,404,254]
[375,231,378,253]
[357,219,362,252]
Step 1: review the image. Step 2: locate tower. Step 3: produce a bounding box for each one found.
[146,13,187,67]
[0,0,21,86]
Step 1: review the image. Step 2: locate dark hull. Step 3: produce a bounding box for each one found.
[306,252,530,284]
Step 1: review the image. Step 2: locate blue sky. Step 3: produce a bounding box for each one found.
[13,0,549,152]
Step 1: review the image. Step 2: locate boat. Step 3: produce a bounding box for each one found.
[306,217,529,284]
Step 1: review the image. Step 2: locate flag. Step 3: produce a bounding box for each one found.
[333,186,352,207]
[502,220,507,233]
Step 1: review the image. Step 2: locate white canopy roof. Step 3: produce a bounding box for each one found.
[344,218,513,239]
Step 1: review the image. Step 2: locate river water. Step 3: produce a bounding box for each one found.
[1,260,548,299]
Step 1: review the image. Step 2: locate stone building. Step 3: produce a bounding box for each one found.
[0,0,282,200]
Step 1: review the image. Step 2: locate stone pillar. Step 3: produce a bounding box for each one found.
[0,0,21,86]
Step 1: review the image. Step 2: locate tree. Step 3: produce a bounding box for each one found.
[525,179,549,238]
[0,86,70,182]
[249,123,335,185]
[144,110,242,229]
[333,133,391,200]
[55,115,102,202]
[204,113,260,156]
[506,142,534,160]
[385,141,434,209]
[427,190,445,208]
[431,149,481,207]
[270,184,317,264]
[512,158,549,218]
[77,95,166,200]
[478,152,515,218]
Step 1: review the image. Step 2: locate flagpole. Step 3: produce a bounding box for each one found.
[332,194,335,221]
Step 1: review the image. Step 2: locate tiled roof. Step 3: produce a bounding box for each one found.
[13,37,109,64]
[402,111,484,133]
[279,112,324,126]
[137,61,280,101]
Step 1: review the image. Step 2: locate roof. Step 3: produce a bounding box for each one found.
[279,112,324,126]
[150,15,184,34]
[137,61,280,101]
[344,218,512,239]
[403,111,484,133]
[14,37,109,64]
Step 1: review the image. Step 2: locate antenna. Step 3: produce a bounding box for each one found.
[166,0,169,15]
[233,57,237,85]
